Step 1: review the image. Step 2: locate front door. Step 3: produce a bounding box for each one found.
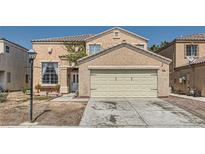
[70,72,79,92]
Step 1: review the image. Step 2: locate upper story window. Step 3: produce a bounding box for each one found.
[42,62,58,84]
[135,44,145,49]
[5,46,10,53]
[89,44,101,55]
[113,31,120,39]
[186,45,198,57]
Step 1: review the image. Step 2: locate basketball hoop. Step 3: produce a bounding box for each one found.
[187,56,196,65]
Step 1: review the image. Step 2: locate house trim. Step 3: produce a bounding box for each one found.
[88,65,160,70]
[85,27,149,42]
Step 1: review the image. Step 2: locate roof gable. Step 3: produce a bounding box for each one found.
[85,27,148,42]
[77,43,171,65]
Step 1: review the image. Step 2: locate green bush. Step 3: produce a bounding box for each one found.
[67,51,87,64]
[22,87,30,94]
[0,93,8,103]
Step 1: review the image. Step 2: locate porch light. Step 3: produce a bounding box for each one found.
[28,49,37,122]
[28,49,37,60]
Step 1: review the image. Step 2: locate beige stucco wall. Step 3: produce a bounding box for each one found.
[0,40,29,91]
[159,41,205,93]
[175,42,205,67]
[172,64,205,96]
[158,43,175,87]
[86,29,148,55]
[32,43,70,92]
[79,46,170,97]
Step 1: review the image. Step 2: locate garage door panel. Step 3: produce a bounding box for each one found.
[91,76,157,81]
[91,91,157,97]
[90,69,158,97]
[91,73,157,77]
[91,80,157,85]
[91,85,157,90]
[91,70,156,74]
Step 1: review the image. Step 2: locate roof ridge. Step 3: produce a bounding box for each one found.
[32,34,94,42]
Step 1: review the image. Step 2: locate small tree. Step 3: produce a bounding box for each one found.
[149,41,169,52]
[64,41,87,65]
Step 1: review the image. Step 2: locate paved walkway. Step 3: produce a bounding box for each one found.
[170,93,205,102]
[51,93,89,102]
[80,98,205,127]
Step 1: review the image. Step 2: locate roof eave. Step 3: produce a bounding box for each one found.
[85,27,149,42]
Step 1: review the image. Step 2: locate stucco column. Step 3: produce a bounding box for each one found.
[59,56,70,94]
[60,67,69,94]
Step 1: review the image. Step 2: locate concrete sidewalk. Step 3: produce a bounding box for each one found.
[51,93,89,102]
[170,93,205,102]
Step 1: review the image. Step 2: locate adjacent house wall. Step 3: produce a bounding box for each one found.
[0,40,29,91]
[194,65,205,96]
[175,42,205,67]
[173,64,205,96]
[86,29,148,54]
[79,46,169,97]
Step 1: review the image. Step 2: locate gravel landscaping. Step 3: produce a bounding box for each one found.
[0,98,86,126]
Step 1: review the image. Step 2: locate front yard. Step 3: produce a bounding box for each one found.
[0,95,86,126]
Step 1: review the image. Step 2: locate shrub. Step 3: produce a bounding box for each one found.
[0,93,8,103]
[55,85,60,92]
[39,85,60,94]
[35,84,41,93]
[22,87,30,94]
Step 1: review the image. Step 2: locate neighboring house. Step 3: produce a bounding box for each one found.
[0,38,30,91]
[158,34,205,96]
[32,27,171,97]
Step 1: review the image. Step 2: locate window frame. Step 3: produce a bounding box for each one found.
[5,46,10,53]
[25,74,29,84]
[113,31,120,39]
[7,72,11,83]
[133,43,146,49]
[88,43,102,55]
[185,44,198,58]
[41,62,59,85]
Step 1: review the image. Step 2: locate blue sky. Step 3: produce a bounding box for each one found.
[1,26,205,49]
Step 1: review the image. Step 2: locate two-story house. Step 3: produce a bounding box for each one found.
[0,38,30,91]
[158,34,205,96]
[32,27,171,98]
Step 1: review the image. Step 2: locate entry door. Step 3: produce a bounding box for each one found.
[90,69,158,97]
[70,72,79,92]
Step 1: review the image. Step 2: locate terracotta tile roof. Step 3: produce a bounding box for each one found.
[176,33,205,41]
[191,56,205,65]
[32,34,94,42]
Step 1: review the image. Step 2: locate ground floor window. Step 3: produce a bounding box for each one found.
[42,62,58,84]
[7,72,11,83]
[25,74,29,83]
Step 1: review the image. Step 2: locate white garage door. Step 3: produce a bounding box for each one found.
[90,69,158,97]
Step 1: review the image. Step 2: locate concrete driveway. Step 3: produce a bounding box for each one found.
[80,98,205,127]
